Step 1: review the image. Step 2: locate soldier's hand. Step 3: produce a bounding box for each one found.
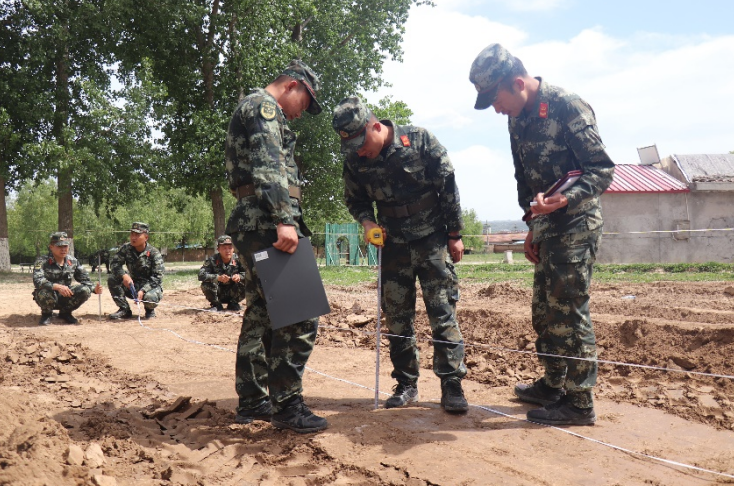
[448,238,464,263]
[137,290,144,302]
[217,274,231,283]
[531,192,568,215]
[274,223,299,254]
[93,283,103,295]
[231,274,241,283]
[122,274,133,288]
[524,231,540,264]
[54,284,73,297]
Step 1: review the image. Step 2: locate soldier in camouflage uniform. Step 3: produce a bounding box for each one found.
[332,96,469,414]
[224,59,327,433]
[89,249,110,273]
[33,232,102,325]
[198,235,246,312]
[108,222,165,320]
[470,44,615,425]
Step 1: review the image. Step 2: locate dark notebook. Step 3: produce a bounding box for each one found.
[252,238,331,330]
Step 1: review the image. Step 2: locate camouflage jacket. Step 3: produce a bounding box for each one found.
[33,255,94,291]
[343,121,463,243]
[198,254,246,283]
[510,78,615,242]
[225,88,310,237]
[110,242,164,293]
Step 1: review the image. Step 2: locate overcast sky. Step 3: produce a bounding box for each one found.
[366,0,734,221]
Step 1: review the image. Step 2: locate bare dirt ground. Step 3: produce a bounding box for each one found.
[1,275,734,485]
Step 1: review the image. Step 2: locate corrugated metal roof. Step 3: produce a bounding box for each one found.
[605,164,689,193]
[672,154,734,182]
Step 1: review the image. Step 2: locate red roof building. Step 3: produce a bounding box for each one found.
[605,164,689,193]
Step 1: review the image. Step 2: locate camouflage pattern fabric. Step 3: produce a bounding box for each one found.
[381,231,467,384]
[32,254,95,313]
[469,43,517,110]
[510,79,615,243]
[108,242,164,311]
[343,121,463,244]
[88,249,110,273]
[533,230,601,409]
[232,230,318,413]
[198,253,246,305]
[510,79,614,409]
[342,121,466,383]
[225,82,318,413]
[225,88,310,237]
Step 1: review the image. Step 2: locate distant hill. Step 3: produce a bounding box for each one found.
[482,220,526,234]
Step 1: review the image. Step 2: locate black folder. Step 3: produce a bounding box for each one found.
[253,238,331,329]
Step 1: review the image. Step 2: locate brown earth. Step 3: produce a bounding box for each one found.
[1,276,734,485]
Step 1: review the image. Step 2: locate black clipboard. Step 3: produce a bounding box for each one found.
[252,238,331,330]
[522,170,583,222]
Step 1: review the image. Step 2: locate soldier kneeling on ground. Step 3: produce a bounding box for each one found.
[33,232,103,325]
[89,249,110,273]
[108,222,165,320]
[198,235,246,312]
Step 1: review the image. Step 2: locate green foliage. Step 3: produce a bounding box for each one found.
[368,96,413,125]
[461,208,484,251]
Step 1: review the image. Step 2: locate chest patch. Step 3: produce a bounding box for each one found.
[260,100,277,120]
[400,135,411,147]
[539,102,548,119]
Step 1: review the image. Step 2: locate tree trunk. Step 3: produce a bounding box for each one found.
[211,187,225,238]
[58,166,74,256]
[0,175,10,271]
[54,36,73,255]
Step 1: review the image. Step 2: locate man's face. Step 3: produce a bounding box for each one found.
[129,231,148,249]
[492,83,528,118]
[356,122,383,159]
[218,243,234,261]
[49,244,69,260]
[280,82,311,121]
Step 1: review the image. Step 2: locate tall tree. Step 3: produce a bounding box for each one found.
[113,0,426,239]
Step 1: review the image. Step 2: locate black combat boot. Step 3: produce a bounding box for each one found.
[144,308,156,319]
[384,382,419,409]
[39,313,52,326]
[271,396,328,434]
[58,312,79,325]
[210,302,224,312]
[514,379,564,406]
[227,302,241,312]
[441,378,469,414]
[109,308,133,320]
[526,396,596,426]
[234,400,273,425]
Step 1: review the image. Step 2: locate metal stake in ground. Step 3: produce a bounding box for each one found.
[366,227,385,409]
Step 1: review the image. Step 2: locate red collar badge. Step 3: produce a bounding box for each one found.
[539,102,548,119]
[400,135,411,147]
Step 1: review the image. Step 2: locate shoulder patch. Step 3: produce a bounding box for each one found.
[400,135,411,147]
[260,100,277,120]
[539,102,548,118]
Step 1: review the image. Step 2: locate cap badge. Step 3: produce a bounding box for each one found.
[539,102,548,119]
[260,100,276,120]
[339,130,349,138]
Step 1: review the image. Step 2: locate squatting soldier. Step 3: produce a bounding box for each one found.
[332,96,469,414]
[89,249,110,273]
[107,222,164,320]
[33,232,102,325]
[198,235,246,312]
[470,43,614,425]
[224,59,327,433]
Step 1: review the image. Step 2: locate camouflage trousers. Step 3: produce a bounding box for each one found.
[107,276,162,311]
[533,229,601,409]
[381,231,467,385]
[200,280,246,306]
[33,285,92,314]
[232,230,318,414]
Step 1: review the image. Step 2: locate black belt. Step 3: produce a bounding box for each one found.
[235,184,302,202]
[378,192,438,218]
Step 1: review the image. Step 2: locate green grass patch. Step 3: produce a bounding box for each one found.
[319,266,377,286]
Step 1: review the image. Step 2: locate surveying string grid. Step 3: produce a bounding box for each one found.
[123,297,734,481]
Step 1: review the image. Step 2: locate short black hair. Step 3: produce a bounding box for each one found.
[498,56,528,92]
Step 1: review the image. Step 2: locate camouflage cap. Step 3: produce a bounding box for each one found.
[281,59,322,115]
[332,96,372,155]
[469,43,516,110]
[130,222,149,234]
[217,235,233,246]
[49,232,70,247]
